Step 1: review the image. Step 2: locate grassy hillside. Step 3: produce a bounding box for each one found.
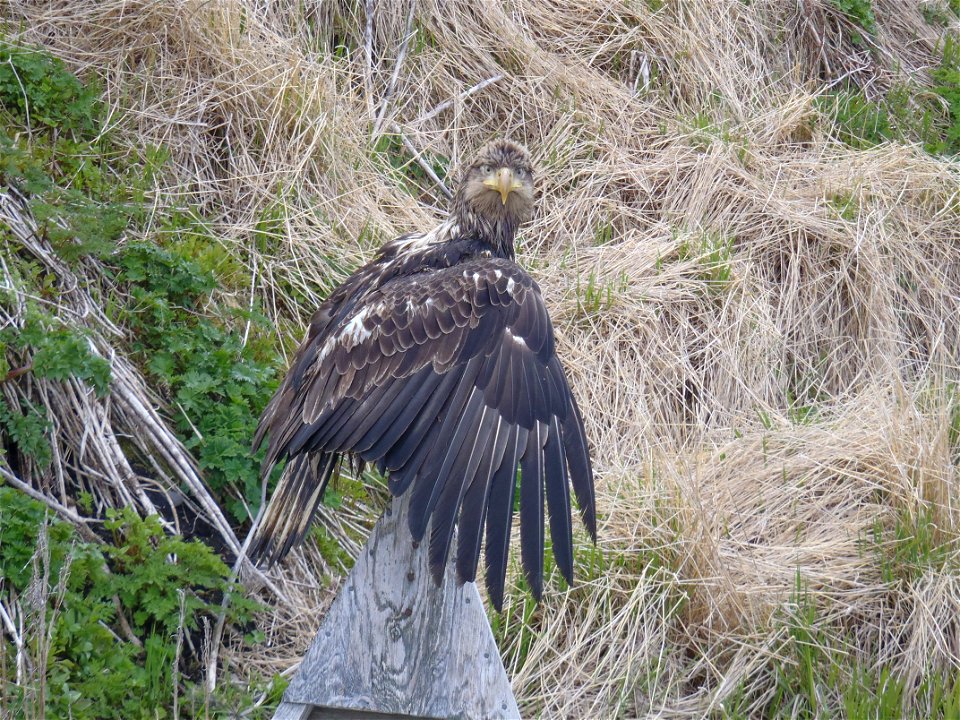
[1,0,960,717]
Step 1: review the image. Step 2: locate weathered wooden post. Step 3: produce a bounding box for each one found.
[272,492,520,720]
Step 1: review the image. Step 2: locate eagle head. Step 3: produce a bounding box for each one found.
[453,139,535,243]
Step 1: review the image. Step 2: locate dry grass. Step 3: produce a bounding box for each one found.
[4,0,960,715]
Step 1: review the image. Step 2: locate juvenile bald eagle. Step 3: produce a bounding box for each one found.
[250,139,595,609]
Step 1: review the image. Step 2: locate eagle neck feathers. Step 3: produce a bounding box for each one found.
[449,201,518,262]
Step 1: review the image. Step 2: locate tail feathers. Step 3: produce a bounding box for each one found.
[248,452,339,567]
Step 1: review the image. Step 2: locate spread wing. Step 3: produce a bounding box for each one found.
[250,256,595,609]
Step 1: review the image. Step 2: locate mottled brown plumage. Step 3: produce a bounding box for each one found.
[249,139,595,610]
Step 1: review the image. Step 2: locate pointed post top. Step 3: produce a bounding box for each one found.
[274,493,520,719]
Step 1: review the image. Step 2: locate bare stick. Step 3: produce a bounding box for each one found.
[206,510,262,695]
[363,0,376,121]
[415,74,505,125]
[390,122,452,199]
[0,597,25,685]
[0,464,99,543]
[241,239,259,348]
[173,589,186,720]
[372,0,417,138]
[112,595,143,649]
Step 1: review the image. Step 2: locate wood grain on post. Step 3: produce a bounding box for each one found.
[273,492,520,720]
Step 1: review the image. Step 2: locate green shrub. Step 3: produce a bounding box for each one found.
[103,508,260,635]
[0,302,112,469]
[818,91,893,149]
[0,33,287,720]
[831,0,877,36]
[0,487,261,719]
[0,37,101,133]
[6,311,112,395]
[0,396,51,466]
[113,240,280,522]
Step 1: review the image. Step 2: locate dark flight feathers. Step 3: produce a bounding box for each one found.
[249,235,595,610]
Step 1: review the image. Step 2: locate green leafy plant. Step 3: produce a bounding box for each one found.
[8,312,111,395]
[0,396,51,466]
[0,132,150,260]
[818,91,893,149]
[0,303,111,469]
[0,34,288,720]
[0,487,262,719]
[113,239,280,522]
[0,36,169,264]
[103,508,259,635]
[0,40,282,525]
[819,36,960,157]
[0,37,101,133]
[831,0,877,37]
[931,33,960,155]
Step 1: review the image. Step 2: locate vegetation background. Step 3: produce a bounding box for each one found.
[1,0,959,717]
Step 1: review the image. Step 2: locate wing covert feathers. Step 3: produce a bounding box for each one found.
[249,245,595,610]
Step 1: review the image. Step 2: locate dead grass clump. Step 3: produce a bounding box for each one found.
[504,388,959,716]
[4,0,960,714]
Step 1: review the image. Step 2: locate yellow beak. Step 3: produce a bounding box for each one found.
[483,167,523,205]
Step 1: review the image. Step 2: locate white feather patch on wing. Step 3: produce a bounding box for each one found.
[341,305,376,348]
[505,329,528,350]
[312,304,380,366]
